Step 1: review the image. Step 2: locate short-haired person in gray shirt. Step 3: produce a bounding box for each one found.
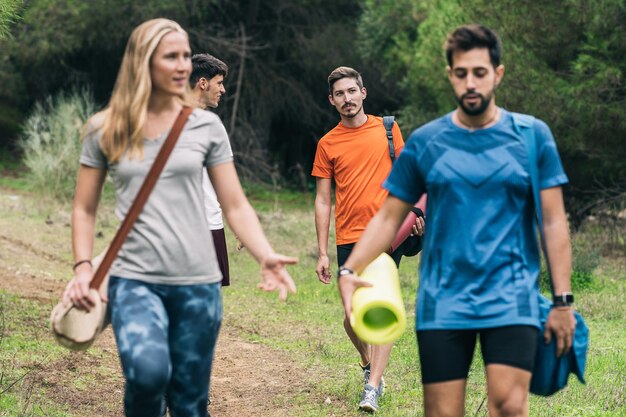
[63,18,297,417]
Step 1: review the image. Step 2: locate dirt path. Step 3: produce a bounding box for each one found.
[0,190,316,416]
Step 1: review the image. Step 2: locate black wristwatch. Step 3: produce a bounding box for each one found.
[552,292,574,307]
[337,266,355,281]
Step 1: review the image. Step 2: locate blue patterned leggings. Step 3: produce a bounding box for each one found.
[108,277,222,417]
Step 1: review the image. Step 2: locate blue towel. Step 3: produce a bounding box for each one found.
[530,294,589,396]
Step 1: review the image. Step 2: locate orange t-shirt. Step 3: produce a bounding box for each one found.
[312,115,404,244]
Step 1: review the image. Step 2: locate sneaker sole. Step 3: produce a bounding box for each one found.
[358,402,379,412]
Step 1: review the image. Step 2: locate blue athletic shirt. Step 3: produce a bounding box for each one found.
[384,109,568,331]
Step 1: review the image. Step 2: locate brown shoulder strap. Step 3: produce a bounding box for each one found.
[89,106,193,289]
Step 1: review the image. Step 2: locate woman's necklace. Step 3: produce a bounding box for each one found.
[457,107,499,130]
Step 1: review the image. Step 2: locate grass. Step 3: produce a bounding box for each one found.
[0,293,72,416]
[241,180,316,212]
[0,178,625,416]
[0,147,31,191]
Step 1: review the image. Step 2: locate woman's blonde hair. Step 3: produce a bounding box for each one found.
[87,18,195,162]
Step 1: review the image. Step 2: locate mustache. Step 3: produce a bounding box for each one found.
[461,91,484,100]
[342,103,355,109]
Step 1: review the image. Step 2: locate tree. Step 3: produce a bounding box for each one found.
[2,0,623,207]
[0,0,374,185]
[0,0,23,139]
[358,0,626,220]
[0,0,21,39]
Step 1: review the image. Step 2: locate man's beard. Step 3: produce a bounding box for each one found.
[455,90,493,116]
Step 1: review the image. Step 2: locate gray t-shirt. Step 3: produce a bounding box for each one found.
[80,109,234,285]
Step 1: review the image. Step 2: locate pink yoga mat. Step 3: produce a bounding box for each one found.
[388,194,427,254]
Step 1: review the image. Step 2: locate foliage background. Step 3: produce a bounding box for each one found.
[0,0,624,221]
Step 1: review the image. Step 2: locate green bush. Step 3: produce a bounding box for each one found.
[18,88,96,200]
[570,233,601,290]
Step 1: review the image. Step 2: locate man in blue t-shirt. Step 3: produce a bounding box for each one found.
[336,24,576,417]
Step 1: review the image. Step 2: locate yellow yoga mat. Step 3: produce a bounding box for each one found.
[350,253,407,345]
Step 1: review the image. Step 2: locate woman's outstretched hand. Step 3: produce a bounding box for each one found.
[258,253,298,301]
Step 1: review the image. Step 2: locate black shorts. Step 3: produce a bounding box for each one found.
[211,228,230,286]
[416,325,538,384]
[336,243,402,268]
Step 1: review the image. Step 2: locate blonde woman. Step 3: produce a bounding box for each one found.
[63,18,297,417]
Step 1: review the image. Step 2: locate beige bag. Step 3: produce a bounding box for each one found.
[50,255,110,351]
[50,288,109,350]
[50,107,192,351]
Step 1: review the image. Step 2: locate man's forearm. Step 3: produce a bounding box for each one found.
[343,211,398,273]
[543,217,572,295]
[315,202,331,256]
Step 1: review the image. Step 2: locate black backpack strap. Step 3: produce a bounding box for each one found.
[383,115,395,163]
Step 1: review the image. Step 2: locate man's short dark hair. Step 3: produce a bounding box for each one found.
[327,66,364,95]
[444,24,502,68]
[190,54,229,87]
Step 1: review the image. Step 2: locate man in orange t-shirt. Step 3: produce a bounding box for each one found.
[312,66,424,412]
